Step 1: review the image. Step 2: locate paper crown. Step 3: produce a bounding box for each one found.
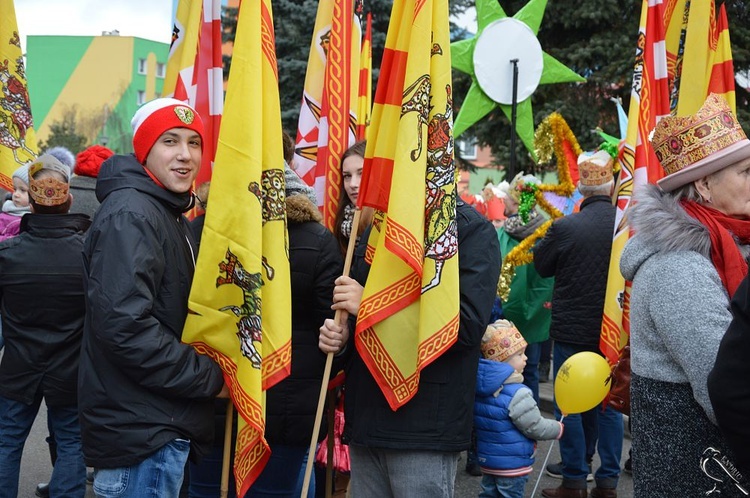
[578,150,614,186]
[28,154,71,206]
[481,319,527,362]
[652,94,750,191]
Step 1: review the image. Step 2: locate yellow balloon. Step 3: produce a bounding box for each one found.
[554,352,612,415]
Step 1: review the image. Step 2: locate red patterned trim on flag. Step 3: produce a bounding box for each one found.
[356,314,459,407]
[261,339,292,390]
[384,218,424,276]
[261,1,278,81]
[357,272,422,331]
[234,423,270,498]
[365,242,376,265]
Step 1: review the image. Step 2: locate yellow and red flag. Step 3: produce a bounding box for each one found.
[165,0,224,188]
[294,0,362,229]
[600,0,736,365]
[181,0,291,494]
[356,12,373,141]
[356,0,459,410]
[0,0,37,191]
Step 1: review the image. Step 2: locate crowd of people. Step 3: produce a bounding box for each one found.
[2,92,750,498]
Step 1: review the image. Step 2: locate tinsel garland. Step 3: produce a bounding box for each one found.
[517,182,538,224]
[497,113,577,301]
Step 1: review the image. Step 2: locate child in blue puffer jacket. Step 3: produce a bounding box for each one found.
[475,319,564,498]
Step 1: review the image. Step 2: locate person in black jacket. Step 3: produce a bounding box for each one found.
[534,151,623,498]
[78,98,226,498]
[0,155,90,497]
[318,199,500,497]
[709,275,750,484]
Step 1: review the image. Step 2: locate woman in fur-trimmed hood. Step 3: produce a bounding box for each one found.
[620,94,750,497]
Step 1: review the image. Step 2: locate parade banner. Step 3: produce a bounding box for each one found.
[0,0,37,191]
[182,0,291,494]
[294,0,362,229]
[165,0,223,187]
[600,0,735,365]
[356,0,460,410]
[356,12,372,141]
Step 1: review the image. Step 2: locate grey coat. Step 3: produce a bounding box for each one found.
[620,184,746,496]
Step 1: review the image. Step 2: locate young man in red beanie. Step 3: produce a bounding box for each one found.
[78,98,227,497]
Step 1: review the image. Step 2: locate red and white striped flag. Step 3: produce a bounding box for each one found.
[294,0,362,229]
[600,0,736,365]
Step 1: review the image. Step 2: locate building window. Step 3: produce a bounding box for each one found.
[156,62,166,78]
[138,58,147,74]
[136,90,146,105]
[456,137,478,160]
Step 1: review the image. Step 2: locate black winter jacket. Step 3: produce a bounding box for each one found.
[265,194,343,446]
[343,201,500,451]
[533,195,615,346]
[78,154,224,468]
[0,213,91,406]
[709,275,750,481]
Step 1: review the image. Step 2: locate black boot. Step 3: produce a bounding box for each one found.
[35,483,49,498]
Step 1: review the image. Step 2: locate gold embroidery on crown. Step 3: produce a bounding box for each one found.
[650,94,747,176]
[174,106,195,125]
[29,177,69,206]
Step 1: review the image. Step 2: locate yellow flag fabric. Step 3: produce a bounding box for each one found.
[294,0,361,223]
[164,0,202,99]
[0,0,37,191]
[181,0,291,495]
[355,0,460,410]
[601,0,736,365]
[669,0,735,115]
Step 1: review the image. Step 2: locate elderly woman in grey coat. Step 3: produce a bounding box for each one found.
[620,94,750,497]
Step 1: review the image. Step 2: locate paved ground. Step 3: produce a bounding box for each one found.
[16,381,632,498]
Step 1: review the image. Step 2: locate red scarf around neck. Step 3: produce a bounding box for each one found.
[681,200,750,297]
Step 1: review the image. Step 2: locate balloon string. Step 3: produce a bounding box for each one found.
[530,414,564,497]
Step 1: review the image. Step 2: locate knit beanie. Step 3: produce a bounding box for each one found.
[75,145,114,178]
[11,164,29,185]
[284,161,317,205]
[131,98,205,164]
[44,146,76,170]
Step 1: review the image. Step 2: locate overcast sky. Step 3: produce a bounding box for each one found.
[14,0,477,54]
[15,0,175,52]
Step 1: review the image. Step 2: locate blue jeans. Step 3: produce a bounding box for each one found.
[188,441,236,498]
[523,342,542,403]
[479,474,529,498]
[93,439,190,498]
[0,395,85,498]
[349,445,458,498]
[246,444,314,497]
[553,341,623,489]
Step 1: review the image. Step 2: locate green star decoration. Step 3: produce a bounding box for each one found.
[451,0,585,161]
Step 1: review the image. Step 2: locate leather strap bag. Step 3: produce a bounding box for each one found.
[607,344,630,416]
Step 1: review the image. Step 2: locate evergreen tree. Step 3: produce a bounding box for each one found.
[453,0,750,174]
[38,113,87,155]
[221,0,475,134]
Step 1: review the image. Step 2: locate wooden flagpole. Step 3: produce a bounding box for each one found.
[220,400,234,497]
[301,208,362,497]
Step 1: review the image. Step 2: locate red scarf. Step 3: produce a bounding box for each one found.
[681,201,750,297]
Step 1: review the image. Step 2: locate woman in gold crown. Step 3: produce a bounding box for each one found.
[620,94,750,496]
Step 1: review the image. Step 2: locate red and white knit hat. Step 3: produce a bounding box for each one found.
[130,98,205,164]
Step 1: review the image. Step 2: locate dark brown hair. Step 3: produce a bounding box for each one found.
[333,141,371,255]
